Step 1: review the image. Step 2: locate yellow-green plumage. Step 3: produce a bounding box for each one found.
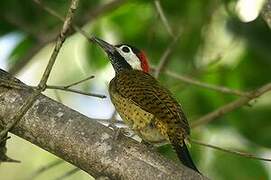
[92,36,199,173]
[109,70,189,144]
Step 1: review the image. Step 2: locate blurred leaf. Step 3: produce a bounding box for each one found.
[229,107,271,148]
[210,151,268,180]
[8,36,35,67]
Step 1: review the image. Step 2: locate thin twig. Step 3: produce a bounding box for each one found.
[191,139,271,162]
[32,0,91,43]
[0,69,205,179]
[45,75,104,98]
[0,0,80,141]
[38,0,80,90]
[9,0,126,75]
[154,32,181,78]
[28,160,64,180]
[64,75,95,88]
[32,0,126,44]
[163,69,248,97]
[46,85,106,99]
[54,168,80,180]
[192,82,271,128]
[154,0,174,37]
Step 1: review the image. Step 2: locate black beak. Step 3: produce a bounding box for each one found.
[92,36,115,54]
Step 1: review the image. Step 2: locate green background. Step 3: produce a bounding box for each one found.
[0,0,270,179]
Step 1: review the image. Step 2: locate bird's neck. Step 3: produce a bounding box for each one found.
[109,53,132,73]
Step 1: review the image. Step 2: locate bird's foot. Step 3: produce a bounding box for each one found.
[141,140,156,150]
[112,127,130,141]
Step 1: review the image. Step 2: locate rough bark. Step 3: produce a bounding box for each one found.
[0,69,205,180]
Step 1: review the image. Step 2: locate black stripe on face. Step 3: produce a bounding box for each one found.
[108,50,132,73]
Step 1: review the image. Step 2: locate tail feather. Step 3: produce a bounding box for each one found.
[172,140,200,173]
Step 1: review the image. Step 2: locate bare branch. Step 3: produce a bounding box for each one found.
[163,69,248,97]
[8,0,126,75]
[0,69,205,180]
[45,74,105,99]
[154,32,181,78]
[64,75,95,88]
[192,82,271,128]
[0,90,41,140]
[191,139,271,162]
[154,0,174,37]
[46,85,106,99]
[0,0,80,141]
[38,0,80,90]
[32,0,127,44]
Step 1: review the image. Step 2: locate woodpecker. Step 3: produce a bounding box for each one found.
[93,37,199,173]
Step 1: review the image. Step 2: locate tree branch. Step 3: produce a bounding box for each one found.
[0,69,205,180]
[154,0,174,37]
[32,0,127,44]
[0,0,80,141]
[191,82,271,128]
[63,75,95,88]
[8,0,127,75]
[191,139,271,162]
[44,74,106,99]
[46,85,106,99]
[38,0,79,90]
[162,69,248,97]
[154,32,181,78]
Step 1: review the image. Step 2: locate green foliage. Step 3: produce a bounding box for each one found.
[0,0,271,179]
[8,35,35,67]
[211,152,269,180]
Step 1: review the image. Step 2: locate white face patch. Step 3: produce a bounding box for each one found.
[116,45,142,71]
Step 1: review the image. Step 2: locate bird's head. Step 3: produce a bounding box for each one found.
[93,37,150,73]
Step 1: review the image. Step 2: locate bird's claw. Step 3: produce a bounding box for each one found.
[112,127,130,140]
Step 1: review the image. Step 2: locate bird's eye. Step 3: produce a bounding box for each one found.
[122,46,130,53]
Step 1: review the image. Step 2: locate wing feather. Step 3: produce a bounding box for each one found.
[110,70,190,138]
